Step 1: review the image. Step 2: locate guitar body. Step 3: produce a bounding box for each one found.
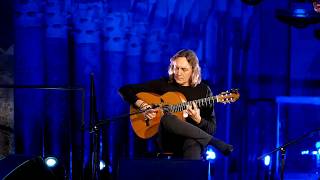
[129,89,240,139]
[130,92,187,139]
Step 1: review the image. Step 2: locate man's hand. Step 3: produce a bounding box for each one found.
[186,102,201,124]
[135,100,157,120]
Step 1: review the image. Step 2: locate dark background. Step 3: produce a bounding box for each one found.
[0,0,320,179]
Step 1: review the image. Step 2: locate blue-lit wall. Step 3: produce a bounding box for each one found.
[1,0,319,179]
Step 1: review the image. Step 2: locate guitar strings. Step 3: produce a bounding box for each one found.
[168,96,217,113]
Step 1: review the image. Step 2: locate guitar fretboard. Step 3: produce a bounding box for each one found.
[166,96,217,113]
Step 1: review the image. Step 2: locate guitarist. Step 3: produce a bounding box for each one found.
[119,49,233,159]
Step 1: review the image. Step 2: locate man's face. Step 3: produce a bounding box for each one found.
[173,57,193,86]
[314,1,320,13]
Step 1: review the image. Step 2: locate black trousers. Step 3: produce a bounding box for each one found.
[157,113,212,159]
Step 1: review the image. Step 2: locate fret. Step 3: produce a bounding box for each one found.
[168,96,217,112]
[172,91,231,112]
[164,95,226,113]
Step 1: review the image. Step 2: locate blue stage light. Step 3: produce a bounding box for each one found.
[315,141,320,149]
[301,150,309,155]
[44,157,58,168]
[100,160,106,170]
[206,146,216,161]
[264,155,271,166]
[108,164,113,173]
[293,9,308,17]
[275,2,320,28]
[312,150,319,155]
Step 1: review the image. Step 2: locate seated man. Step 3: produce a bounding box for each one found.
[119,49,233,159]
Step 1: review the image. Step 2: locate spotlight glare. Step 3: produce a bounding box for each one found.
[312,151,318,155]
[45,157,58,168]
[100,160,106,170]
[315,141,320,149]
[293,9,307,17]
[206,146,216,161]
[264,155,271,166]
[301,150,309,155]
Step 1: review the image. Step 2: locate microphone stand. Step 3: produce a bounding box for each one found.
[87,80,160,179]
[89,73,100,180]
[91,104,160,132]
[257,128,320,180]
[88,105,159,174]
[92,108,155,129]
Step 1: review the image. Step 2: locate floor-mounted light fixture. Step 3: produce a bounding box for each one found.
[276,2,320,28]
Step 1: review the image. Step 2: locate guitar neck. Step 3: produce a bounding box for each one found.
[168,96,217,113]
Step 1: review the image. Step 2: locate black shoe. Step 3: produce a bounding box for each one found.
[210,137,233,156]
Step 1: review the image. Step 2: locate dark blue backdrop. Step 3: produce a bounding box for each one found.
[1,0,320,179]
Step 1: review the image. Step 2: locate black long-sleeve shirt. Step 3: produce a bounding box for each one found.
[118,77,216,135]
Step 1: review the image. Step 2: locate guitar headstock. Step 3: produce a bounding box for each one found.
[216,89,240,104]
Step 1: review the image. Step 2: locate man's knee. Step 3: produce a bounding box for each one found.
[160,113,175,125]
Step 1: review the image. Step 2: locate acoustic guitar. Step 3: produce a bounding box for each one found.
[129,89,240,139]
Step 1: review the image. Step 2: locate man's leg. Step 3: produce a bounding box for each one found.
[160,113,212,147]
[183,139,202,160]
[160,113,233,156]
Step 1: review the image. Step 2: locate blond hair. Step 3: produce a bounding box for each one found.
[168,49,201,87]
